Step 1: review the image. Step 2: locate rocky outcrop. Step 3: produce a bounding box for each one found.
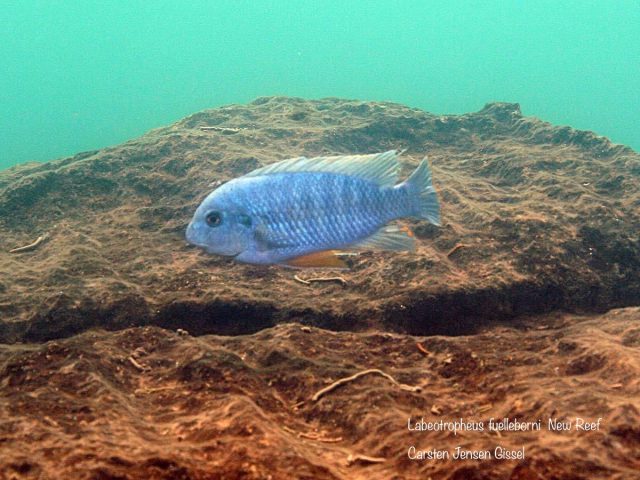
[0,97,638,343]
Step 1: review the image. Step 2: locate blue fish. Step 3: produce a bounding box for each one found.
[186,150,440,268]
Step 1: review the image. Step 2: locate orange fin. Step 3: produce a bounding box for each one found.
[284,250,349,269]
[398,225,416,238]
[348,224,416,252]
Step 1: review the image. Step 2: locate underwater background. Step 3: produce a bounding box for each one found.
[1,0,638,170]
[2,2,640,479]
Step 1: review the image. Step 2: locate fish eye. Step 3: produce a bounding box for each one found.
[205,211,222,228]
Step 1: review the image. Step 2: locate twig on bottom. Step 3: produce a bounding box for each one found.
[311,369,421,402]
[446,243,470,258]
[9,233,49,253]
[299,432,343,443]
[199,126,242,133]
[416,342,430,356]
[292,400,306,409]
[346,454,386,466]
[128,356,149,372]
[282,426,343,443]
[294,274,347,286]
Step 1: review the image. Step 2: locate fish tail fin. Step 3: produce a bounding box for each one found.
[403,158,441,226]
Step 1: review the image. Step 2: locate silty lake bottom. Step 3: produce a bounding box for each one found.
[0,97,639,479]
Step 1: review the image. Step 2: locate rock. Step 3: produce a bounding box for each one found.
[0,97,638,343]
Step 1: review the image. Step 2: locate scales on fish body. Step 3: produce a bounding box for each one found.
[186,150,440,268]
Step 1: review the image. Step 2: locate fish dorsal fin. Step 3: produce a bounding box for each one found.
[244,150,401,187]
[283,250,350,269]
[350,224,417,252]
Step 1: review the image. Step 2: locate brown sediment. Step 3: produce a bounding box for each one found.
[0,311,639,479]
[0,97,639,478]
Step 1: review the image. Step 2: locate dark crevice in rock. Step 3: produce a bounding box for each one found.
[154,300,277,336]
[3,279,638,344]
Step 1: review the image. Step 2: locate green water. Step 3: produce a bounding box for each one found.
[1,1,638,170]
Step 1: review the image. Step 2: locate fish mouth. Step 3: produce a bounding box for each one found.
[185,223,242,257]
[185,222,198,245]
[189,241,242,258]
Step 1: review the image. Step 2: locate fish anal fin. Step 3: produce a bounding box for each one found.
[284,250,349,269]
[397,225,416,238]
[350,225,417,252]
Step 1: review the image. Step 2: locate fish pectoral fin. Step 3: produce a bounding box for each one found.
[350,224,417,252]
[283,250,351,269]
[254,225,294,251]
